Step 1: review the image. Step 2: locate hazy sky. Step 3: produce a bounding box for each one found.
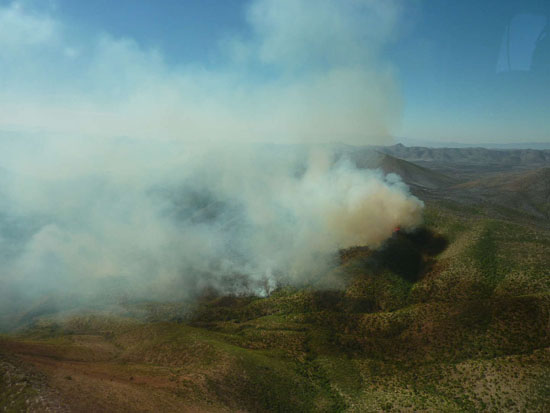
[0,0,549,144]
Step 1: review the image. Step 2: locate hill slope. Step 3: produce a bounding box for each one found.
[334,147,456,190]
[2,198,550,412]
[376,144,550,183]
[452,167,550,219]
[379,144,550,167]
[351,151,456,190]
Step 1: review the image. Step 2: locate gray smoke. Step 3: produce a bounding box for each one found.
[0,0,423,315]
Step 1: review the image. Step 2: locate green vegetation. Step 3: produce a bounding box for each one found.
[1,198,550,411]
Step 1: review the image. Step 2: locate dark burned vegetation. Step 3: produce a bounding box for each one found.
[366,227,448,282]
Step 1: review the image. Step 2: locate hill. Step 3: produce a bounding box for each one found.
[377,144,550,182]
[379,144,550,167]
[2,196,550,412]
[2,146,550,411]
[349,150,456,190]
[451,167,550,220]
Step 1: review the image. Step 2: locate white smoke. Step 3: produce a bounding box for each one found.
[0,0,423,309]
[0,0,403,143]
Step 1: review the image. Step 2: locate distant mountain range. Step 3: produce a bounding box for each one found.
[378,143,550,167]
[336,143,550,222]
[394,137,550,150]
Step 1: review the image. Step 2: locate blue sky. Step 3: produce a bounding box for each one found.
[52,0,248,64]
[0,0,548,144]
[391,0,549,143]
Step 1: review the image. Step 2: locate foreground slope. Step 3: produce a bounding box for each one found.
[2,195,550,412]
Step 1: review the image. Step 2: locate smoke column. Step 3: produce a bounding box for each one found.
[0,0,423,314]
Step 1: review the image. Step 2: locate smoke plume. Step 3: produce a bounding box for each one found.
[0,0,423,313]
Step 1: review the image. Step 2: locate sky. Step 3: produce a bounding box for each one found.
[0,0,549,145]
[392,0,550,144]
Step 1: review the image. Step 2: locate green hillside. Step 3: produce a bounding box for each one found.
[2,198,550,412]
